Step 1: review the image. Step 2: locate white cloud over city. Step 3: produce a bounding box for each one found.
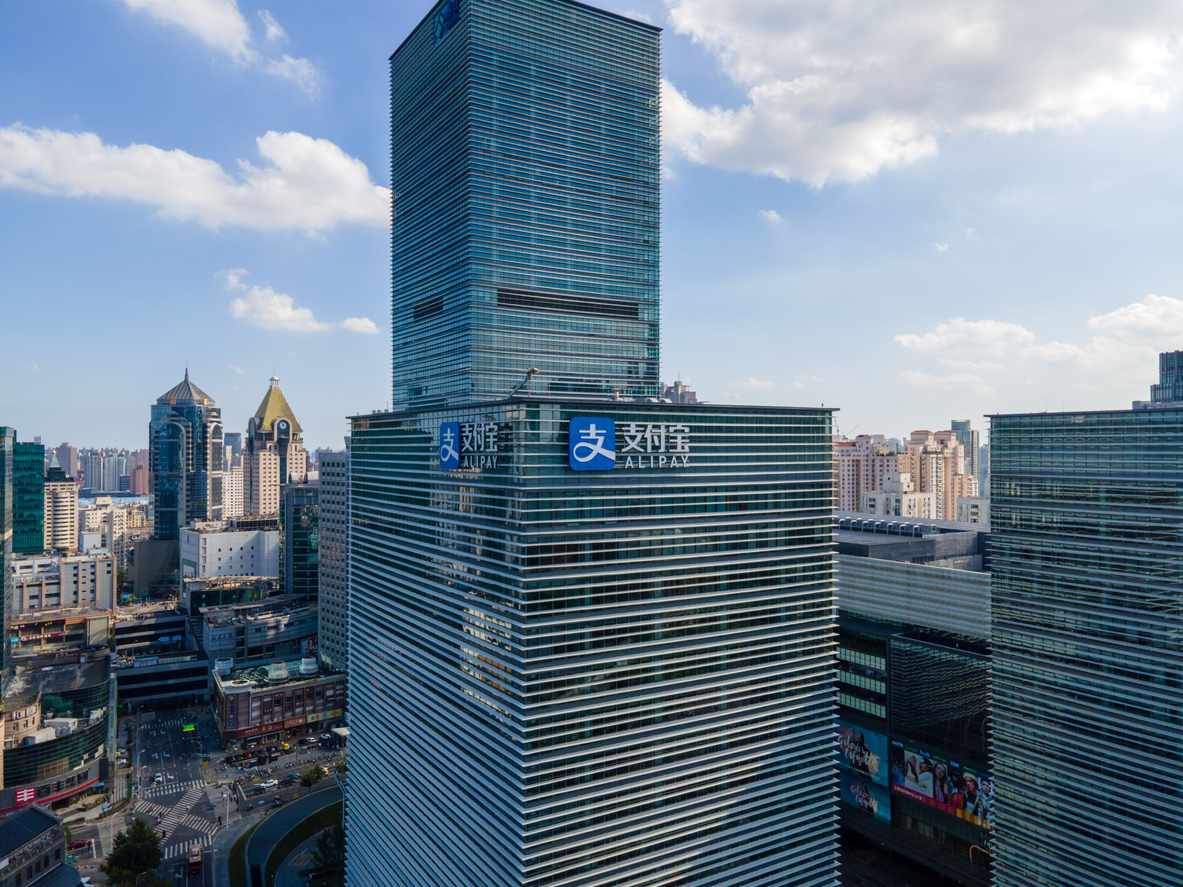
[662,0,1183,184]
[224,270,378,334]
[0,126,390,233]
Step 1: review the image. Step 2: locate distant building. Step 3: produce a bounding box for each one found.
[317,448,348,672]
[80,498,130,568]
[1,427,13,675]
[956,496,990,525]
[1134,349,1183,408]
[212,658,345,744]
[244,377,306,516]
[149,370,224,541]
[11,553,116,612]
[129,461,150,496]
[950,419,981,492]
[12,436,44,555]
[201,596,318,672]
[0,805,78,887]
[43,468,78,555]
[659,379,698,403]
[54,444,78,479]
[281,484,318,603]
[223,465,244,518]
[860,472,936,518]
[179,517,280,581]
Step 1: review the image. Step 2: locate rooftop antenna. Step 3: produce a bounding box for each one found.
[509,367,539,398]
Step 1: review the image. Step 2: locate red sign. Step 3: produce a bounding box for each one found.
[15,788,36,804]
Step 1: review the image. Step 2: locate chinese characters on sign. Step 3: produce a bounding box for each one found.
[567,418,691,470]
[440,422,503,470]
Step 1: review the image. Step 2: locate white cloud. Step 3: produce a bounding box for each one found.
[224,268,249,290]
[933,242,949,252]
[339,317,380,335]
[898,370,994,395]
[118,0,255,62]
[740,376,776,390]
[1087,293,1183,339]
[663,0,1183,184]
[28,364,40,371]
[264,55,320,97]
[258,9,286,41]
[940,358,1004,371]
[894,317,1035,355]
[0,125,390,233]
[230,364,244,374]
[759,209,781,222]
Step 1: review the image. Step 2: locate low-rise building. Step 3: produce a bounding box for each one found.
[180,575,280,618]
[112,606,209,708]
[213,659,345,745]
[859,473,935,518]
[201,596,318,672]
[11,554,115,613]
[955,496,990,525]
[179,516,279,582]
[0,806,77,887]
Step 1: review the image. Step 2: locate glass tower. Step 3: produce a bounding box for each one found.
[990,408,1183,887]
[149,371,224,540]
[12,436,44,555]
[390,0,661,411]
[282,484,319,603]
[0,427,13,676]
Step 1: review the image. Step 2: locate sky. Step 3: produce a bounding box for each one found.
[5,0,1183,450]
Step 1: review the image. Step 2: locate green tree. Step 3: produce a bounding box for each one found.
[101,817,166,887]
[334,756,347,775]
[307,825,345,887]
[300,765,326,793]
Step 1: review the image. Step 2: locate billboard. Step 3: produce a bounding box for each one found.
[840,774,891,823]
[889,739,993,828]
[836,720,888,788]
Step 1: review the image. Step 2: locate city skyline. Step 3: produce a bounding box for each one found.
[8,2,1183,447]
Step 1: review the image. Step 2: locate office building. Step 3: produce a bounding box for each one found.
[1,427,13,675]
[112,605,210,707]
[834,514,992,886]
[346,6,839,887]
[42,467,78,555]
[181,575,280,621]
[149,370,224,540]
[949,420,981,493]
[11,553,116,613]
[54,444,78,480]
[1133,349,1183,407]
[989,407,1183,887]
[179,517,280,581]
[212,658,345,744]
[281,484,318,603]
[317,448,349,672]
[200,595,318,671]
[244,377,307,516]
[12,436,44,555]
[223,464,244,518]
[0,805,79,887]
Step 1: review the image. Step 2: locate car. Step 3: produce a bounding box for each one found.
[271,798,283,807]
[153,773,163,784]
[320,734,331,742]
[260,779,278,789]
[68,841,89,850]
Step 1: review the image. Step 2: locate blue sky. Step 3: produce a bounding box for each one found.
[5,0,1183,450]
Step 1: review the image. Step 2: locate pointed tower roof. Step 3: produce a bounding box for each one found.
[252,376,302,434]
[158,369,214,405]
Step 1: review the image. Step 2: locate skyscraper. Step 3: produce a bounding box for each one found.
[12,435,44,555]
[990,407,1183,886]
[389,0,660,411]
[950,419,981,493]
[317,447,349,672]
[0,427,12,675]
[281,483,318,603]
[346,4,839,886]
[149,371,224,540]
[43,466,78,554]
[244,377,307,516]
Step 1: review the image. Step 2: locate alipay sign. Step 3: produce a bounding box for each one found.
[569,418,691,471]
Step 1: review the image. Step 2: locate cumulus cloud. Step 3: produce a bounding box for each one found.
[224,270,378,334]
[1087,292,1183,339]
[117,0,320,93]
[0,125,390,233]
[759,209,781,222]
[740,377,776,390]
[258,9,286,41]
[894,317,1035,355]
[663,0,1183,184]
[899,370,994,395]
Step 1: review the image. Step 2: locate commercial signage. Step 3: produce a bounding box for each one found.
[14,788,35,805]
[439,421,502,470]
[889,739,993,828]
[836,720,888,788]
[840,774,890,823]
[433,0,460,43]
[568,419,692,471]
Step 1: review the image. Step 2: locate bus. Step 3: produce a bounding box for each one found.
[188,844,203,876]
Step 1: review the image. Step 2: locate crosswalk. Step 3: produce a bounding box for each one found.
[142,778,205,799]
[158,786,205,835]
[162,832,214,860]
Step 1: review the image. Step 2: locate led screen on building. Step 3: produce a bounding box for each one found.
[840,774,891,823]
[836,720,888,788]
[889,738,993,828]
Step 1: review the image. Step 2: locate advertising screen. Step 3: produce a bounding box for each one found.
[889,738,993,828]
[836,720,889,788]
[840,774,891,823]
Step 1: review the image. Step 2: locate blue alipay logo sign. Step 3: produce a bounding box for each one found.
[439,421,460,470]
[569,417,616,470]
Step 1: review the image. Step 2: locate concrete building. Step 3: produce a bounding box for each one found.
[835,513,992,886]
[129,461,150,496]
[179,517,280,581]
[835,434,901,512]
[955,496,990,525]
[989,407,1183,887]
[860,473,936,518]
[244,377,306,516]
[11,553,116,612]
[80,498,130,569]
[180,575,280,619]
[53,444,78,480]
[112,606,210,707]
[42,469,77,554]
[223,465,244,519]
[0,805,79,887]
[149,371,224,540]
[212,659,345,744]
[950,420,981,493]
[200,596,318,672]
[317,448,348,672]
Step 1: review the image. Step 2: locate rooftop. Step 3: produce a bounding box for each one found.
[216,658,343,691]
[157,369,214,406]
[252,377,302,434]
[202,596,316,627]
[6,653,111,708]
[0,806,59,854]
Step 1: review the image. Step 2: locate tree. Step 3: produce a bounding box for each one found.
[307,825,345,887]
[301,765,327,793]
[101,817,166,887]
[334,757,347,776]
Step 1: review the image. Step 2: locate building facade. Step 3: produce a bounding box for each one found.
[11,554,116,613]
[12,437,44,556]
[213,660,345,744]
[201,596,318,671]
[244,377,307,516]
[281,484,318,603]
[989,408,1183,887]
[0,427,13,675]
[149,371,224,540]
[179,518,280,581]
[317,448,349,672]
[950,420,981,493]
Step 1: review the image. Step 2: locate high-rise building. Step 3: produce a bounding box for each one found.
[1,426,14,675]
[244,377,306,516]
[317,447,349,672]
[950,419,981,493]
[129,461,150,496]
[54,444,78,480]
[990,407,1183,886]
[281,483,318,603]
[223,465,244,518]
[388,0,660,412]
[43,466,78,554]
[83,451,104,491]
[12,435,44,555]
[346,5,839,887]
[149,371,224,540]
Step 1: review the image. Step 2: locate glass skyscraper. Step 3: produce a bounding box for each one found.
[12,436,44,555]
[0,427,13,675]
[149,371,224,540]
[282,483,319,603]
[990,408,1183,887]
[390,0,660,411]
[346,2,840,886]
